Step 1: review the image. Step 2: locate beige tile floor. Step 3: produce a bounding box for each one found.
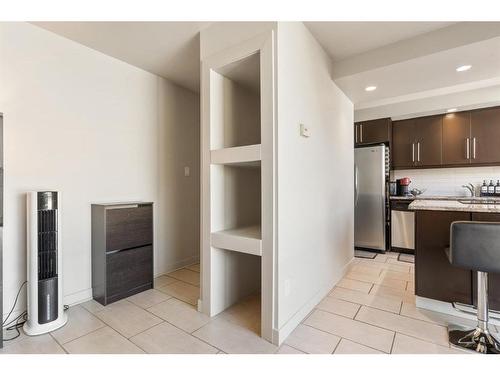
[2,253,495,354]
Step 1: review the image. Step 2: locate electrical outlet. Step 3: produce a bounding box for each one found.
[184,166,190,177]
[300,123,310,137]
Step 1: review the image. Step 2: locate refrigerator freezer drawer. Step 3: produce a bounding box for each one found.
[391,210,415,249]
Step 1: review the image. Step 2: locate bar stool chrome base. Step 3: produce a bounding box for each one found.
[448,324,500,354]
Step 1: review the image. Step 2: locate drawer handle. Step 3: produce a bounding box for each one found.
[106,244,152,255]
[105,204,140,210]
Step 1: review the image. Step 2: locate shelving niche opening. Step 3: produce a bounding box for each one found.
[210,164,261,255]
[210,52,261,150]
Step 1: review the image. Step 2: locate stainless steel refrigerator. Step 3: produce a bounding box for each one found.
[354,145,388,252]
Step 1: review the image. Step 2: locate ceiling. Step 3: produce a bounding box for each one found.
[337,36,500,106]
[330,22,500,120]
[304,22,454,62]
[32,22,500,119]
[33,21,461,95]
[33,22,211,92]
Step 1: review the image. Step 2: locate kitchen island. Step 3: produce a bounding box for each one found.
[409,198,500,322]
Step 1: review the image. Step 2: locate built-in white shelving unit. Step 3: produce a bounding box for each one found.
[201,31,275,342]
[211,224,262,256]
[210,144,261,166]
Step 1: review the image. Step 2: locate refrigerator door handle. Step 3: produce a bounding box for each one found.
[354,164,359,207]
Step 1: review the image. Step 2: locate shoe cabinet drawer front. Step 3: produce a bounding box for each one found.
[106,205,153,252]
[106,245,153,299]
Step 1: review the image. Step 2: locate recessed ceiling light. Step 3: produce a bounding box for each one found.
[447,108,457,113]
[456,65,472,72]
[365,86,377,92]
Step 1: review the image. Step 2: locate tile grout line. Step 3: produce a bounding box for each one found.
[55,323,107,347]
[389,331,397,354]
[315,305,448,352]
[48,331,70,354]
[281,345,307,354]
[303,308,395,352]
[161,267,225,353]
[367,283,375,294]
[330,338,343,354]
[343,275,411,291]
[146,302,214,336]
[72,299,165,353]
[302,320,392,354]
[330,290,404,314]
[126,293,173,311]
[353,306,451,348]
[352,304,363,320]
[165,269,201,287]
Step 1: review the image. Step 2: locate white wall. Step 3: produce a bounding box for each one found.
[276,22,354,336]
[156,79,200,276]
[392,166,500,197]
[0,22,199,318]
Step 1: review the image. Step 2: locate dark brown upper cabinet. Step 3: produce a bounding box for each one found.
[442,111,471,166]
[354,118,391,146]
[470,106,500,165]
[392,115,442,169]
[392,118,415,168]
[414,116,442,167]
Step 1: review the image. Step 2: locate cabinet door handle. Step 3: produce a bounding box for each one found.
[417,142,421,162]
[412,143,415,163]
[473,137,476,159]
[355,125,358,143]
[466,138,470,159]
[360,124,363,143]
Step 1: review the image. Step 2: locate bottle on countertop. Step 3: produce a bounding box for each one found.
[496,180,500,196]
[488,180,496,196]
[481,180,488,196]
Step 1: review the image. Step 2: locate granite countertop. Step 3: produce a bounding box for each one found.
[409,199,500,213]
[390,195,464,201]
[391,195,500,202]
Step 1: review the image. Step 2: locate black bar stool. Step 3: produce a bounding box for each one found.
[445,221,500,354]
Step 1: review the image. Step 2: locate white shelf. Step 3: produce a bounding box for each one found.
[211,225,262,256]
[210,144,261,167]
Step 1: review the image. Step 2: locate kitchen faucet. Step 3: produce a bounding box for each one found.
[462,183,475,197]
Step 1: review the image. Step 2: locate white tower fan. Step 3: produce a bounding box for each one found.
[24,191,67,335]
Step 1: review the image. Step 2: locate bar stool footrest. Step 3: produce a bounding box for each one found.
[448,324,500,354]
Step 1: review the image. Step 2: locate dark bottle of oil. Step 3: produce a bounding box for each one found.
[495,180,500,197]
[488,180,496,196]
[481,180,488,196]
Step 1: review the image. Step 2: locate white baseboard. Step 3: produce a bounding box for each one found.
[64,288,93,307]
[155,254,200,277]
[271,257,355,345]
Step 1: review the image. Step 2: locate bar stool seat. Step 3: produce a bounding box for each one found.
[446,221,500,354]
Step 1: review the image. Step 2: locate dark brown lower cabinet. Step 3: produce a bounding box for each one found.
[471,213,500,311]
[416,210,500,310]
[415,210,472,304]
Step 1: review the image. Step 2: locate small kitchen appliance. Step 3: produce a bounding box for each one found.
[396,177,412,196]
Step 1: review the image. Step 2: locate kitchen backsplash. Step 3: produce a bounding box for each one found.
[391,166,500,196]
